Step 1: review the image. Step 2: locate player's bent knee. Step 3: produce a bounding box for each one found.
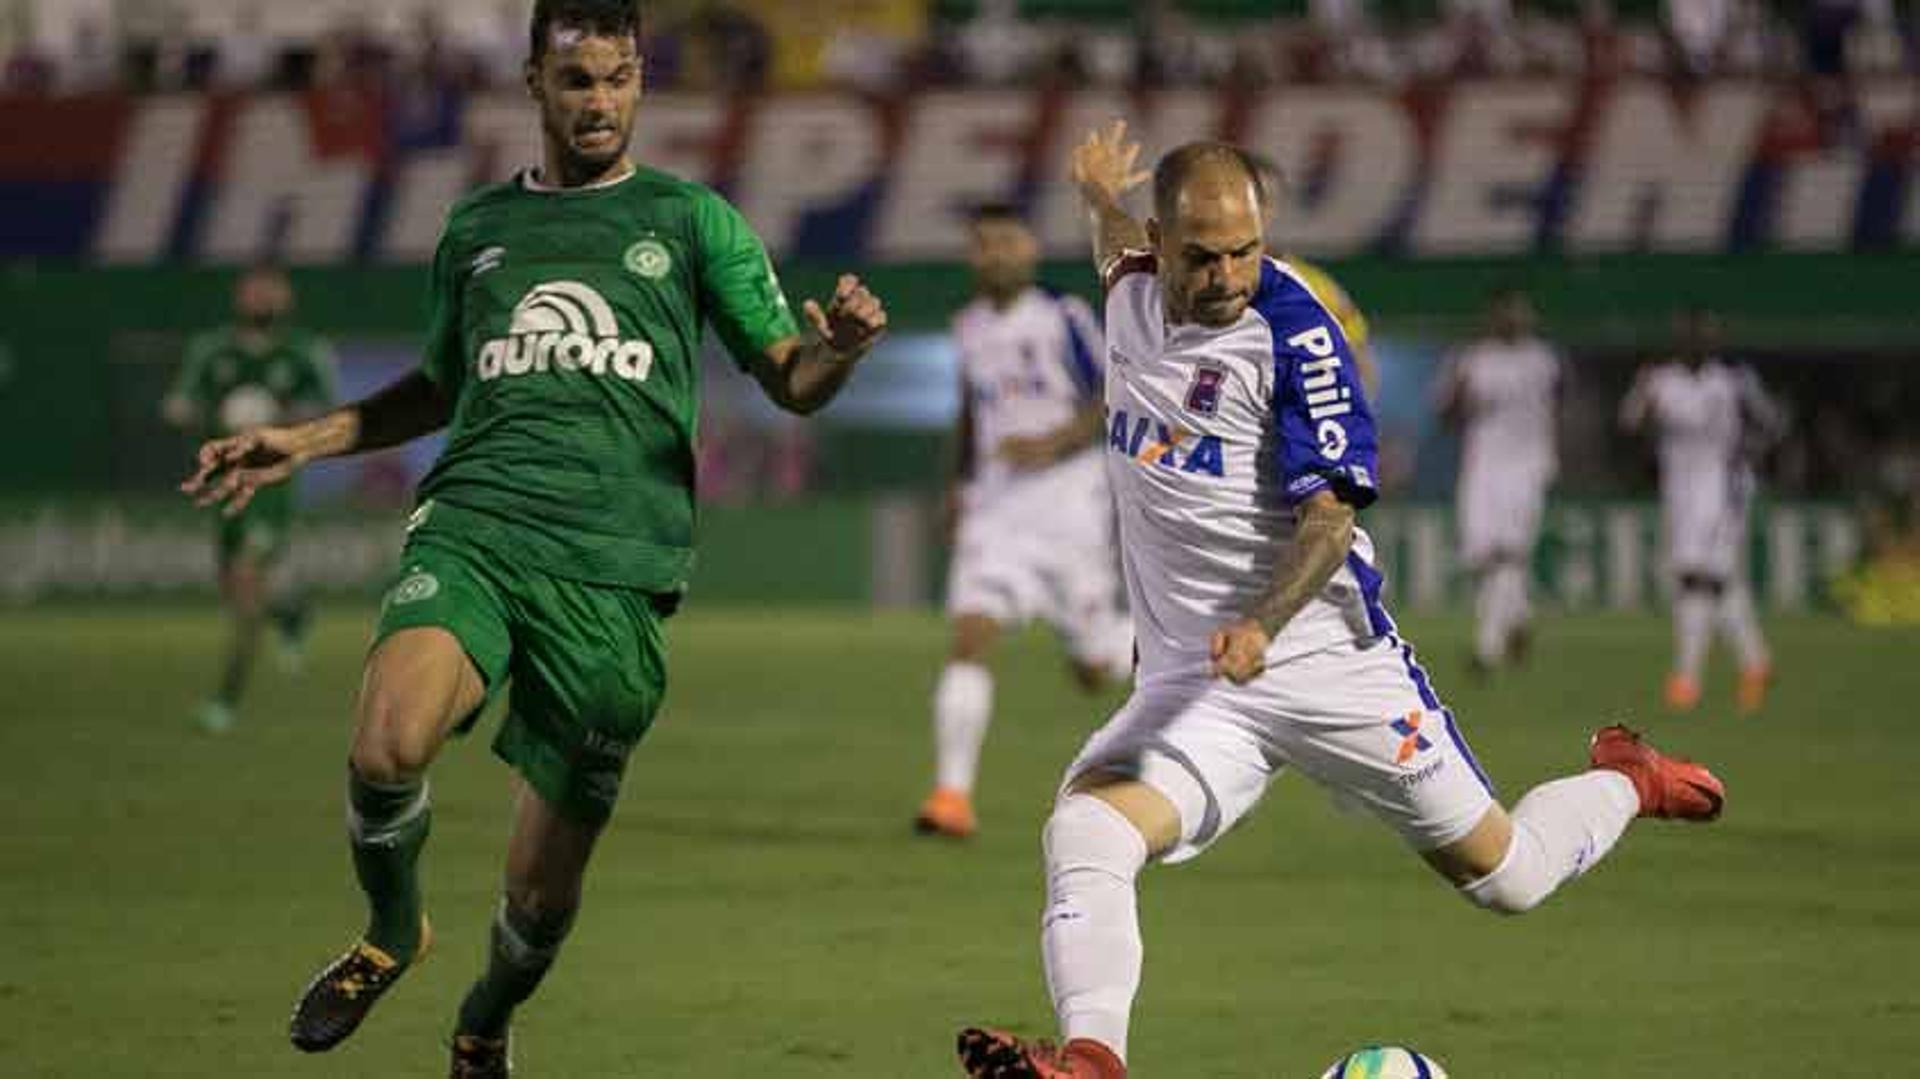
[1044,794,1150,883]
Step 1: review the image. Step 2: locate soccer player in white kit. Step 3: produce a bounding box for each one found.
[916,204,1134,839]
[956,123,1729,1079]
[1434,289,1563,677]
[1620,308,1785,714]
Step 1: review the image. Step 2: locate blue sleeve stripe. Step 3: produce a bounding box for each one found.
[1060,303,1101,399]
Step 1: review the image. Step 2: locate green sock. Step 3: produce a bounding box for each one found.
[346,770,430,964]
[454,901,575,1039]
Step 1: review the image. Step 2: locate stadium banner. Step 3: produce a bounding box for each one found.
[0,497,1860,612]
[3,78,1918,263]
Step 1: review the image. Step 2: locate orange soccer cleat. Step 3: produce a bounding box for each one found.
[1663,673,1701,713]
[1736,664,1772,715]
[1589,724,1725,821]
[956,1028,1126,1079]
[914,787,977,839]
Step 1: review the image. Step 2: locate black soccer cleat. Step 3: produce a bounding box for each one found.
[288,928,426,1053]
[451,1033,512,1078]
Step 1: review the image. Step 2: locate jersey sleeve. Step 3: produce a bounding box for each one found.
[1059,294,1104,400]
[1270,307,1379,509]
[694,191,800,370]
[419,227,466,392]
[294,337,340,410]
[167,333,219,413]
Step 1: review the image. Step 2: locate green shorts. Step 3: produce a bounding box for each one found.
[218,506,289,569]
[372,538,671,824]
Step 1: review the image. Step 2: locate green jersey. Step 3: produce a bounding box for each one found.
[411,166,798,592]
[169,326,337,531]
[169,326,338,438]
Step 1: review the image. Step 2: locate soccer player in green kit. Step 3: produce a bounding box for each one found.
[179,2,888,1074]
[162,264,336,733]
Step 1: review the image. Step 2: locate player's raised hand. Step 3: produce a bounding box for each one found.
[804,274,888,360]
[1071,119,1150,207]
[180,426,307,517]
[1209,618,1270,684]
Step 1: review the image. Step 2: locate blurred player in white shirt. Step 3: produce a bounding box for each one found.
[1620,308,1786,714]
[915,204,1133,840]
[1435,289,1563,677]
[956,124,1728,1079]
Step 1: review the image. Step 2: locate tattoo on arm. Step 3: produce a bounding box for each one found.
[1248,493,1356,637]
[1088,196,1150,276]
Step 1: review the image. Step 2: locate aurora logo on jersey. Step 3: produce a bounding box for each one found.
[1107,408,1224,477]
[476,281,656,383]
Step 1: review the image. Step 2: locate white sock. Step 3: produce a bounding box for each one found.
[1674,590,1714,682]
[932,662,993,793]
[1501,561,1532,636]
[1041,794,1147,1061]
[1473,568,1506,666]
[1717,581,1770,671]
[1460,771,1638,914]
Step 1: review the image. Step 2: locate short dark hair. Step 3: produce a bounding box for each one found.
[1152,141,1269,222]
[969,201,1026,226]
[529,0,642,62]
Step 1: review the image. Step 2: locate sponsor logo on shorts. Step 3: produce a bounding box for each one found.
[388,568,439,607]
[1390,711,1434,764]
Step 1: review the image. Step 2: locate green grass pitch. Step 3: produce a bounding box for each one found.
[4,605,1919,1076]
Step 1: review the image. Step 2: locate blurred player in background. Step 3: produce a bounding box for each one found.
[1434,288,1562,679]
[916,203,1133,840]
[1621,308,1786,714]
[182,2,887,1075]
[161,264,335,733]
[957,123,1727,1079]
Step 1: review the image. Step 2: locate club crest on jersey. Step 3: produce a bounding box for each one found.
[1183,365,1226,416]
[623,238,672,280]
[1107,408,1224,477]
[476,281,655,383]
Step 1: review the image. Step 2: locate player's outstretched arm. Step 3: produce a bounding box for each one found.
[1210,491,1357,684]
[180,370,452,516]
[753,274,887,415]
[1071,120,1151,278]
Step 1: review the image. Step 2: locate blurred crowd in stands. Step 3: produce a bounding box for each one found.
[3,1,1914,98]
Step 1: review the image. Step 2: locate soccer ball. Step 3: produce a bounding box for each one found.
[218,386,280,432]
[1318,1045,1448,1078]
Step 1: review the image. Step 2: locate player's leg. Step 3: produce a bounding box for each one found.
[292,550,508,1053]
[1718,577,1772,713]
[264,553,315,674]
[961,681,1274,1077]
[201,546,267,732]
[452,777,604,1076]
[921,531,1027,836]
[1049,542,1135,694]
[1669,573,1719,711]
[920,612,1000,837]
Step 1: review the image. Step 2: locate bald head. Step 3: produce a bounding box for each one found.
[1148,142,1269,327]
[1152,142,1267,223]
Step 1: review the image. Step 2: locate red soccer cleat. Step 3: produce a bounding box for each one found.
[1664,673,1701,713]
[956,1028,1126,1078]
[1589,724,1725,821]
[1736,664,1772,715]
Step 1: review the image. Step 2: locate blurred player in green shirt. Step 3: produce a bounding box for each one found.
[181,2,887,1074]
[162,265,336,734]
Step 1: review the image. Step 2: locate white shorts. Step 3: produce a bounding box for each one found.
[1062,635,1496,862]
[1664,469,1751,581]
[947,515,1131,670]
[1457,465,1548,568]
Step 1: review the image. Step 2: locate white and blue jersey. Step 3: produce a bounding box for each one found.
[1101,253,1388,680]
[947,286,1131,669]
[954,286,1106,503]
[1063,252,1495,862]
